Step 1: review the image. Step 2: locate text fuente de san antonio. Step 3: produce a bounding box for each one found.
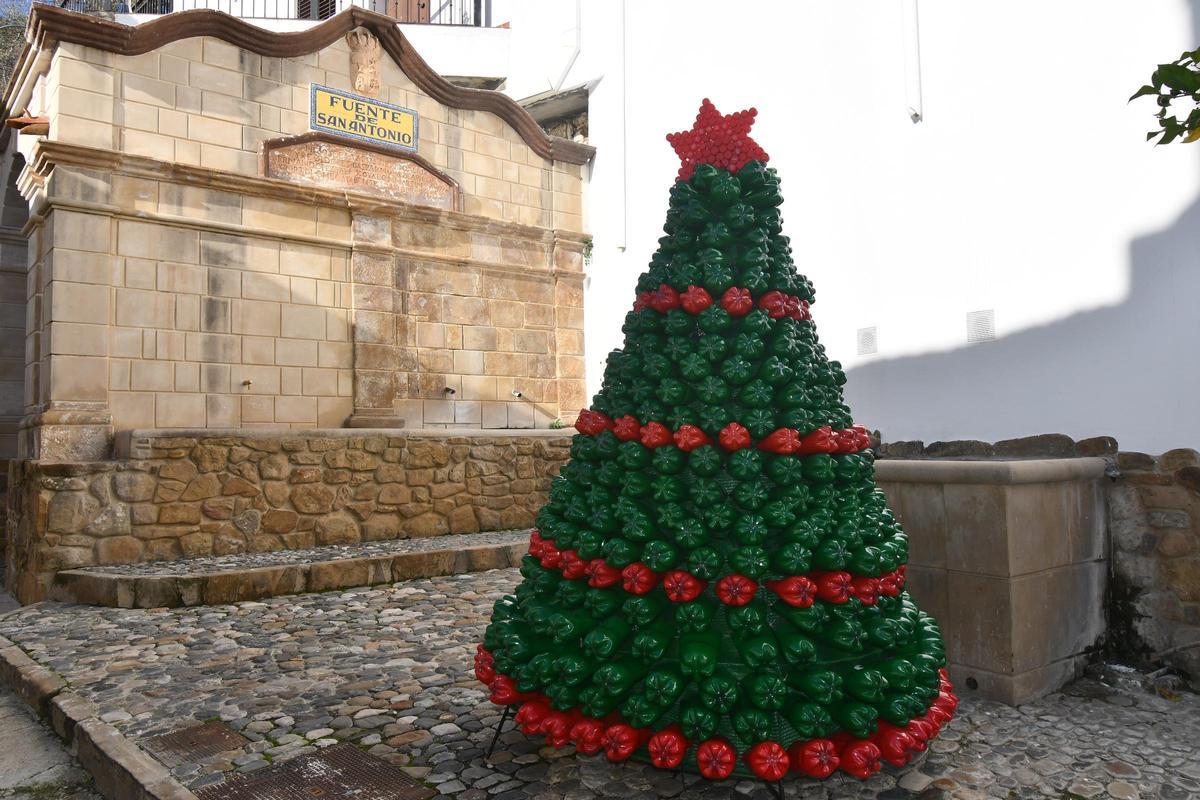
[315,93,415,147]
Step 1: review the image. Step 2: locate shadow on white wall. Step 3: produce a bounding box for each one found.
[841,1,1200,455]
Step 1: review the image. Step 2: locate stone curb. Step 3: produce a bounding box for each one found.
[76,717,198,800]
[0,632,198,799]
[0,638,66,716]
[52,539,527,609]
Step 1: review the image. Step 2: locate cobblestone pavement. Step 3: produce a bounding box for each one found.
[69,529,530,577]
[0,569,1197,800]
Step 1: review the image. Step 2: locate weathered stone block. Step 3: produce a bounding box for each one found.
[292,484,335,514]
[925,440,994,458]
[362,514,401,541]
[191,444,229,472]
[315,512,360,545]
[212,527,247,555]
[261,508,298,534]
[233,509,262,534]
[259,453,290,480]
[392,549,457,579]
[45,546,97,571]
[1157,530,1195,558]
[404,512,448,537]
[449,504,479,533]
[375,464,405,483]
[1149,509,1191,529]
[221,475,260,497]
[47,491,100,533]
[112,472,156,502]
[280,530,316,549]
[1117,452,1157,471]
[159,504,201,525]
[1176,466,1200,494]
[993,433,1076,458]
[309,559,370,592]
[144,538,182,561]
[83,505,131,537]
[95,536,143,564]
[378,484,411,505]
[179,531,212,557]
[134,577,182,608]
[1075,436,1119,456]
[180,473,221,501]
[1161,448,1200,471]
[1166,557,1200,601]
[158,460,198,484]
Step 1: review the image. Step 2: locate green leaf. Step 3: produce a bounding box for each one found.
[1154,63,1200,93]
[1129,84,1159,102]
[1159,118,1185,145]
[1147,131,1162,141]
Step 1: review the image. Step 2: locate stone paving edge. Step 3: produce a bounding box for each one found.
[51,539,528,608]
[0,630,198,800]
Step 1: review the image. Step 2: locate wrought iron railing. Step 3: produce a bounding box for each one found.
[41,0,492,24]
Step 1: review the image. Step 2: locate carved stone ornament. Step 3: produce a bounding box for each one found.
[346,27,382,98]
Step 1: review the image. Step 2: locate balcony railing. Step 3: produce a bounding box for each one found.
[41,0,493,24]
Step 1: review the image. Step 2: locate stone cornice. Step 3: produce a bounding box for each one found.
[23,5,595,165]
[30,140,590,252]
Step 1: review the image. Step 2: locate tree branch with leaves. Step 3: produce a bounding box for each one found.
[1131,51,1200,144]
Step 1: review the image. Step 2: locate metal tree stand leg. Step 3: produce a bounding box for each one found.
[763,778,785,800]
[485,705,515,761]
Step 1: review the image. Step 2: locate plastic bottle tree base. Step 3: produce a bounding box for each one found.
[475,99,958,783]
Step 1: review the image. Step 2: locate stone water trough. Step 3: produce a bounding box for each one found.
[878,457,1107,705]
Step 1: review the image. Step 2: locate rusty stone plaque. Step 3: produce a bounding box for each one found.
[264,134,456,210]
[193,744,434,800]
[142,722,248,768]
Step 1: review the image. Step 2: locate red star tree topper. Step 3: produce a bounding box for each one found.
[666,98,769,181]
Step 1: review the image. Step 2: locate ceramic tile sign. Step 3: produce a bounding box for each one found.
[310,84,418,152]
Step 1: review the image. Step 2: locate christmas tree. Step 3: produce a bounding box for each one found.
[475,100,957,783]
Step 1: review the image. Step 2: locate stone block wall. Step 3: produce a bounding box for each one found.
[45,35,585,232]
[7,8,592,460]
[4,429,570,603]
[1108,449,1200,685]
[18,153,586,457]
[28,169,356,437]
[391,225,586,429]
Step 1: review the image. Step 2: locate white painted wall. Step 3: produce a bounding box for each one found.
[498,0,1200,454]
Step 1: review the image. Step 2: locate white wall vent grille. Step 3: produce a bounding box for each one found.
[856,326,878,356]
[966,309,996,344]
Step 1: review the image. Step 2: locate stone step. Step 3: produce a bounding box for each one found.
[49,529,530,609]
